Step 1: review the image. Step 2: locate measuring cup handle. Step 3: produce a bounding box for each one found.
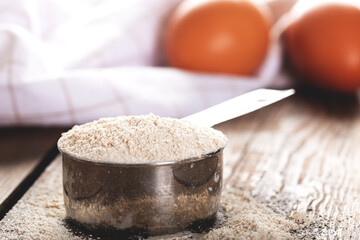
[182,88,295,127]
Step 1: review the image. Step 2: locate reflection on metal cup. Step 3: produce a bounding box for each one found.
[60,147,223,236]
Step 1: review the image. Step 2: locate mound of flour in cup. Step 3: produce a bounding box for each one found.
[58,114,228,163]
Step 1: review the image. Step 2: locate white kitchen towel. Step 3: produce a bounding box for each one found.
[0,0,283,126]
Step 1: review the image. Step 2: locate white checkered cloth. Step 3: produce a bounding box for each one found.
[0,0,284,126]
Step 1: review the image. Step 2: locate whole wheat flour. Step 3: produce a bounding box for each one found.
[58,114,228,163]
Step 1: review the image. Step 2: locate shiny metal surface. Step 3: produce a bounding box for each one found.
[60,147,223,236]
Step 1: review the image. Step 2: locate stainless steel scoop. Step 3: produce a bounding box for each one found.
[58,88,294,237]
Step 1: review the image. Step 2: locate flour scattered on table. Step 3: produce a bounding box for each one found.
[58,114,228,163]
[155,188,315,240]
[199,190,300,239]
[0,158,326,240]
[0,159,81,240]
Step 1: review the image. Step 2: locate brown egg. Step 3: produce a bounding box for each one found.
[164,0,271,76]
[285,3,360,93]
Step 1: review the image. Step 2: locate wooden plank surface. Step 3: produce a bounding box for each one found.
[0,127,65,218]
[1,90,360,239]
[217,90,360,239]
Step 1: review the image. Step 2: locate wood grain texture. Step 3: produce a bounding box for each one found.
[0,127,65,217]
[1,90,360,239]
[217,90,360,239]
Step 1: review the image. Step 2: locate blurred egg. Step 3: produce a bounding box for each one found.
[285,3,360,93]
[164,0,271,76]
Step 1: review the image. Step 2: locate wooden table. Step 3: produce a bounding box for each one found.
[1,88,360,239]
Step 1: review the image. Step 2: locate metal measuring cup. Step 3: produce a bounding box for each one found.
[58,89,294,236]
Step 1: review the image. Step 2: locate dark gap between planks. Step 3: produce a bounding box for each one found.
[0,145,59,220]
